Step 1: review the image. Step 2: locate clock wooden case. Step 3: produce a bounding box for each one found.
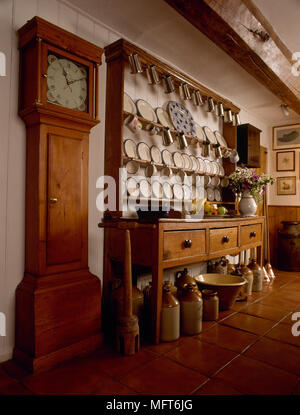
[15,16,104,372]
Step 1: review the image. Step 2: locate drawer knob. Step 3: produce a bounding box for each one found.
[184,239,192,248]
[222,236,229,243]
[250,231,256,238]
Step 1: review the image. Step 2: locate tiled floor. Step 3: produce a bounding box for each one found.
[1,270,300,395]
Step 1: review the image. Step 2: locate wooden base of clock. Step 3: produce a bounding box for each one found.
[13,269,102,373]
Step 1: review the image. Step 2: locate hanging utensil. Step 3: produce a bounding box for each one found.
[162,75,175,93]
[183,83,191,100]
[224,108,233,123]
[128,53,143,74]
[177,131,188,149]
[217,102,224,117]
[206,96,215,112]
[162,127,174,146]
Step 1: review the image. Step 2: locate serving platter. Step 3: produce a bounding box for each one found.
[168,101,196,136]
[150,145,162,164]
[190,155,199,171]
[163,182,173,199]
[173,151,184,168]
[162,149,173,166]
[152,181,163,199]
[139,179,151,198]
[194,123,206,141]
[182,153,192,170]
[173,183,184,200]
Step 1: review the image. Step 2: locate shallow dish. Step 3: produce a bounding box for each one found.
[124,92,137,114]
[150,145,162,164]
[156,107,173,129]
[195,123,205,141]
[162,149,173,166]
[137,142,151,161]
[190,155,199,171]
[139,179,151,198]
[194,273,246,310]
[214,131,227,148]
[173,183,184,200]
[126,177,139,196]
[163,182,173,199]
[136,99,157,122]
[152,181,163,199]
[124,139,137,158]
[207,187,214,201]
[173,151,184,168]
[125,160,139,174]
[203,126,217,144]
[182,153,192,170]
[214,188,221,201]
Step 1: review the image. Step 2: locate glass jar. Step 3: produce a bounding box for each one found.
[202,289,219,321]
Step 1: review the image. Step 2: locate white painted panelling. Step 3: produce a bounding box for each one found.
[58,2,78,32]
[94,23,109,47]
[77,13,94,43]
[13,0,38,30]
[37,0,59,25]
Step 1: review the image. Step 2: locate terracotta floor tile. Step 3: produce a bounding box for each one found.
[194,378,241,395]
[216,309,237,322]
[85,347,156,379]
[92,378,138,395]
[231,301,250,312]
[280,313,297,326]
[259,290,300,311]
[165,337,237,377]
[284,280,300,292]
[244,337,300,375]
[240,303,291,322]
[22,355,117,395]
[1,360,30,381]
[143,338,185,356]
[0,381,33,395]
[220,313,276,335]
[120,356,207,395]
[198,324,259,353]
[0,366,15,389]
[266,323,300,348]
[215,355,299,394]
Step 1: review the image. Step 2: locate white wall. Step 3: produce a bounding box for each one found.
[0,0,289,362]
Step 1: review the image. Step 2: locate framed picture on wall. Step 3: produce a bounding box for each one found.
[277,176,296,195]
[276,151,295,171]
[273,124,300,150]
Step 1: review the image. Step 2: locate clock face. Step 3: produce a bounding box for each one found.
[46,54,88,112]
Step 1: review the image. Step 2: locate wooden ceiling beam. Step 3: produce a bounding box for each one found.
[164,0,300,116]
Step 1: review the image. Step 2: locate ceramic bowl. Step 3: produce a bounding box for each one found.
[194,273,246,310]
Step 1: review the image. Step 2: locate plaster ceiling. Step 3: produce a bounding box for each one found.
[69,0,300,126]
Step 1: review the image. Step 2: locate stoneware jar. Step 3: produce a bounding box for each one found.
[238,190,257,217]
[248,258,262,292]
[160,284,180,342]
[202,289,219,321]
[240,263,254,296]
[175,268,199,298]
[232,264,248,301]
[180,283,203,335]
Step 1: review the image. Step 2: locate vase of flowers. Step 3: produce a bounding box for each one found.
[228,168,275,217]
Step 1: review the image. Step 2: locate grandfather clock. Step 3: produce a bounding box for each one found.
[15,17,104,372]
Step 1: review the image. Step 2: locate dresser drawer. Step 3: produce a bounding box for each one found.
[240,224,262,246]
[209,227,238,253]
[163,230,206,261]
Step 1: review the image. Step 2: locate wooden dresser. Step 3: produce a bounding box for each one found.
[102,216,264,344]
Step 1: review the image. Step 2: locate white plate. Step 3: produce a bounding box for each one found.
[197,158,205,173]
[214,188,222,202]
[137,142,151,161]
[213,162,220,175]
[195,123,205,141]
[211,162,218,175]
[124,92,137,114]
[163,182,173,199]
[156,107,173,129]
[190,155,199,171]
[136,99,157,122]
[204,159,212,174]
[211,176,220,187]
[152,181,162,199]
[126,177,139,196]
[214,131,227,148]
[124,139,137,158]
[139,179,151,198]
[162,149,173,166]
[207,187,214,201]
[203,126,217,144]
[183,184,191,200]
[150,145,162,164]
[219,165,225,176]
[173,183,184,200]
[182,153,192,170]
[173,152,184,168]
[125,160,139,174]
